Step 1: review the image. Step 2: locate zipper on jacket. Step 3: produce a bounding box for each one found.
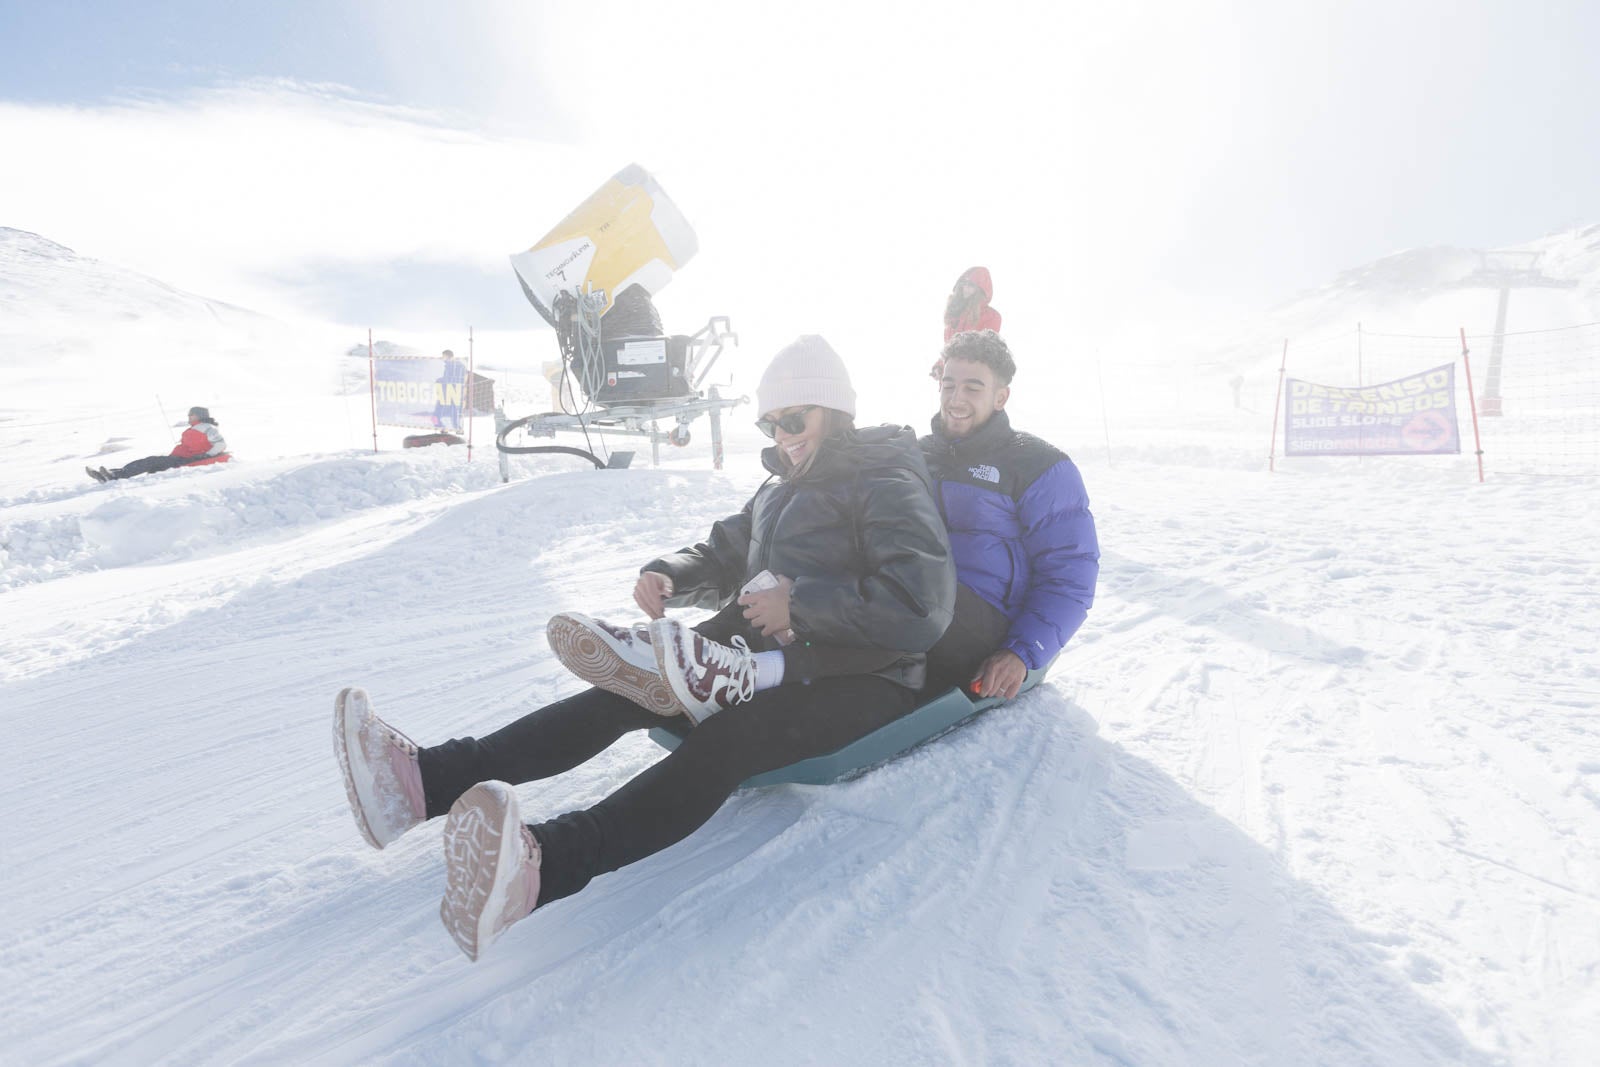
[754,480,797,576]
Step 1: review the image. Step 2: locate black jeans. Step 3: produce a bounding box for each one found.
[109,454,194,479]
[417,674,919,907]
[922,582,1011,693]
[781,642,902,683]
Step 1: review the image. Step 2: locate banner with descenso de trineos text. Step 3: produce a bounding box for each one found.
[1284,363,1461,456]
[373,356,492,432]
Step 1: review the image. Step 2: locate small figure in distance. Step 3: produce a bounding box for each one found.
[87,407,229,482]
[931,266,1002,380]
[432,350,468,431]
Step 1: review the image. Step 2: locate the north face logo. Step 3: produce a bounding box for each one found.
[968,464,1000,483]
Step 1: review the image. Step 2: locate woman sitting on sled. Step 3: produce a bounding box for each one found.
[334,335,955,960]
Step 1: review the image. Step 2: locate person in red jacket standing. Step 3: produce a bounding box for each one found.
[932,266,1002,379]
[944,266,1002,341]
[87,406,230,482]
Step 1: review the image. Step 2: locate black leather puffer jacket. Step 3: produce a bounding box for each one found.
[643,425,956,687]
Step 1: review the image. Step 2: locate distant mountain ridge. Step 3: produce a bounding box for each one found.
[7,221,1596,387]
[1201,223,1600,378]
[1294,225,1600,312]
[0,226,319,392]
[0,226,270,330]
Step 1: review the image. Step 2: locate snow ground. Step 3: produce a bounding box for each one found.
[2,399,1595,1066]
[2,233,1598,1064]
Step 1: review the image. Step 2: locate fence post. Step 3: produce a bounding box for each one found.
[1096,359,1113,467]
[368,329,379,454]
[1356,322,1364,458]
[1459,327,1485,483]
[1268,339,1288,472]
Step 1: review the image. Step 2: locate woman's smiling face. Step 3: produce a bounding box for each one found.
[769,405,827,469]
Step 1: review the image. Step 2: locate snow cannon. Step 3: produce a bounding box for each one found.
[509,164,698,328]
[496,165,743,476]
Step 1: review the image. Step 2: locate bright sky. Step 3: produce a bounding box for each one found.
[2,0,1597,367]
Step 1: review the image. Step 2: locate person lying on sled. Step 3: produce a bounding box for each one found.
[87,406,229,482]
[333,335,955,960]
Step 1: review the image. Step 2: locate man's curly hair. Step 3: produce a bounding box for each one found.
[940,329,1016,385]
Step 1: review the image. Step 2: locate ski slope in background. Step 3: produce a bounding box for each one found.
[2,229,1597,1064]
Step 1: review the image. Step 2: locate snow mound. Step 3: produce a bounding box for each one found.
[0,450,567,591]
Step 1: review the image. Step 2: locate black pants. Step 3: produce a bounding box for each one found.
[108,454,194,479]
[781,641,902,683]
[418,674,918,907]
[923,582,1011,693]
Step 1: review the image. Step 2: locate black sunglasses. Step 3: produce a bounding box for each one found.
[756,405,817,438]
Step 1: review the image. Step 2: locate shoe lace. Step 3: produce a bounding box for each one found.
[385,726,424,819]
[701,635,757,703]
[517,827,542,918]
[386,724,419,759]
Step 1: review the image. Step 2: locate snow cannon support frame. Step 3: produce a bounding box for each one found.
[495,292,745,477]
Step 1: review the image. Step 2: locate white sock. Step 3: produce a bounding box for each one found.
[752,650,786,691]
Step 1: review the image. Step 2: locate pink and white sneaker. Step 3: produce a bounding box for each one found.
[547,612,681,717]
[650,619,759,725]
[439,780,542,961]
[332,687,426,849]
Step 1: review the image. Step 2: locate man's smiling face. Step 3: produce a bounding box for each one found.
[939,357,1009,439]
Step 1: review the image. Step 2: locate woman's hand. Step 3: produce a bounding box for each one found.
[738,575,794,637]
[634,572,674,619]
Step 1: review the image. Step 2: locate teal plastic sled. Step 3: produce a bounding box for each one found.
[648,661,1053,788]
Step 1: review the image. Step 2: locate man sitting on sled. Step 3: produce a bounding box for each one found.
[919,328,1099,701]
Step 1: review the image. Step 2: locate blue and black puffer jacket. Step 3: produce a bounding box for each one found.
[920,410,1099,670]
